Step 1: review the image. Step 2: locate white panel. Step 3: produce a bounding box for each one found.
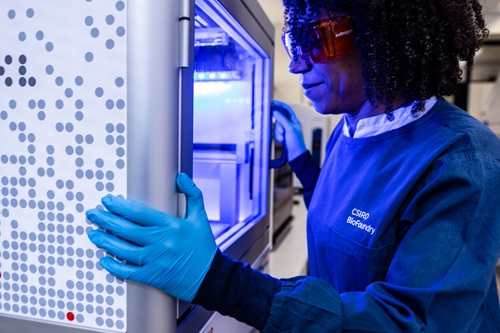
[0,1,127,332]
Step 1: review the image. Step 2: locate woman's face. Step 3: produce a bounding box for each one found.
[285,13,368,117]
[289,50,367,116]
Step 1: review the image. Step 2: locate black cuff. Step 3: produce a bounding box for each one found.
[193,249,282,330]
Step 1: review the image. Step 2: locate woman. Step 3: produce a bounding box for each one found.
[87,0,500,331]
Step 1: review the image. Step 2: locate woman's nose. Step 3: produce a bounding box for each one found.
[288,56,312,74]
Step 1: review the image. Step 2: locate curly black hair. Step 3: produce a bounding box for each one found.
[282,0,489,114]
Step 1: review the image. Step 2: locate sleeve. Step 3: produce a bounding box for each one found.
[289,151,320,207]
[192,249,283,331]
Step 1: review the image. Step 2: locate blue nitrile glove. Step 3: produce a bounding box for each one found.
[86,173,217,302]
[272,100,307,162]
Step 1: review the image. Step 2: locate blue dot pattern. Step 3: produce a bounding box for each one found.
[0,1,127,332]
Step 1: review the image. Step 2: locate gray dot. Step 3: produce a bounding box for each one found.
[116,99,125,109]
[19,32,27,41]
[75,99,84,109]
[106,307,115,317]
[37,168,45,176]
[76,169,84,179]
[85,135,94,144]
[56,99,64,109]
[85,16,94,26]
[76,314,84,323]
[1,111,7,119]
[117,159,125,169]
[105,100,114,109]
[8,9,16,19]
[85,260,94,270]
[65,88,73,98]
[96,317,104,326]
[86,304,94,314]
[116,1,125,10]
[47,156,54,165]
[85,52,94,62]
[26,8,34,18]
[106,39,115,49]
[67,258,74,267]
[45,42,54,52]
[9,100,17,109]
[46,65,54,74]
[106,135,114,144]
[75,76,83,85]
[116,26,125,37]
[75,111,84,121]
[66,123,74,132]
[116,286,125,296]
[116,123,125,133]
[37,111,46,120]
[106,15,115,25]
[95,87,104,97]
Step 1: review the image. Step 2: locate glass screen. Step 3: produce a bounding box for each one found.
[193,1,270,246]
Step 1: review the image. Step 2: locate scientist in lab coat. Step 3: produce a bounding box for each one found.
[86,0,500,331]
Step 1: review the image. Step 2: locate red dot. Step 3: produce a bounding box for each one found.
[67,312,75,321]
[0,272,2,278]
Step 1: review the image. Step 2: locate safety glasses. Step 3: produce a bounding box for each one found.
[282,16,355,63]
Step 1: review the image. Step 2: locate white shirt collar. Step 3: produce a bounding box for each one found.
[342,97,438,138]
